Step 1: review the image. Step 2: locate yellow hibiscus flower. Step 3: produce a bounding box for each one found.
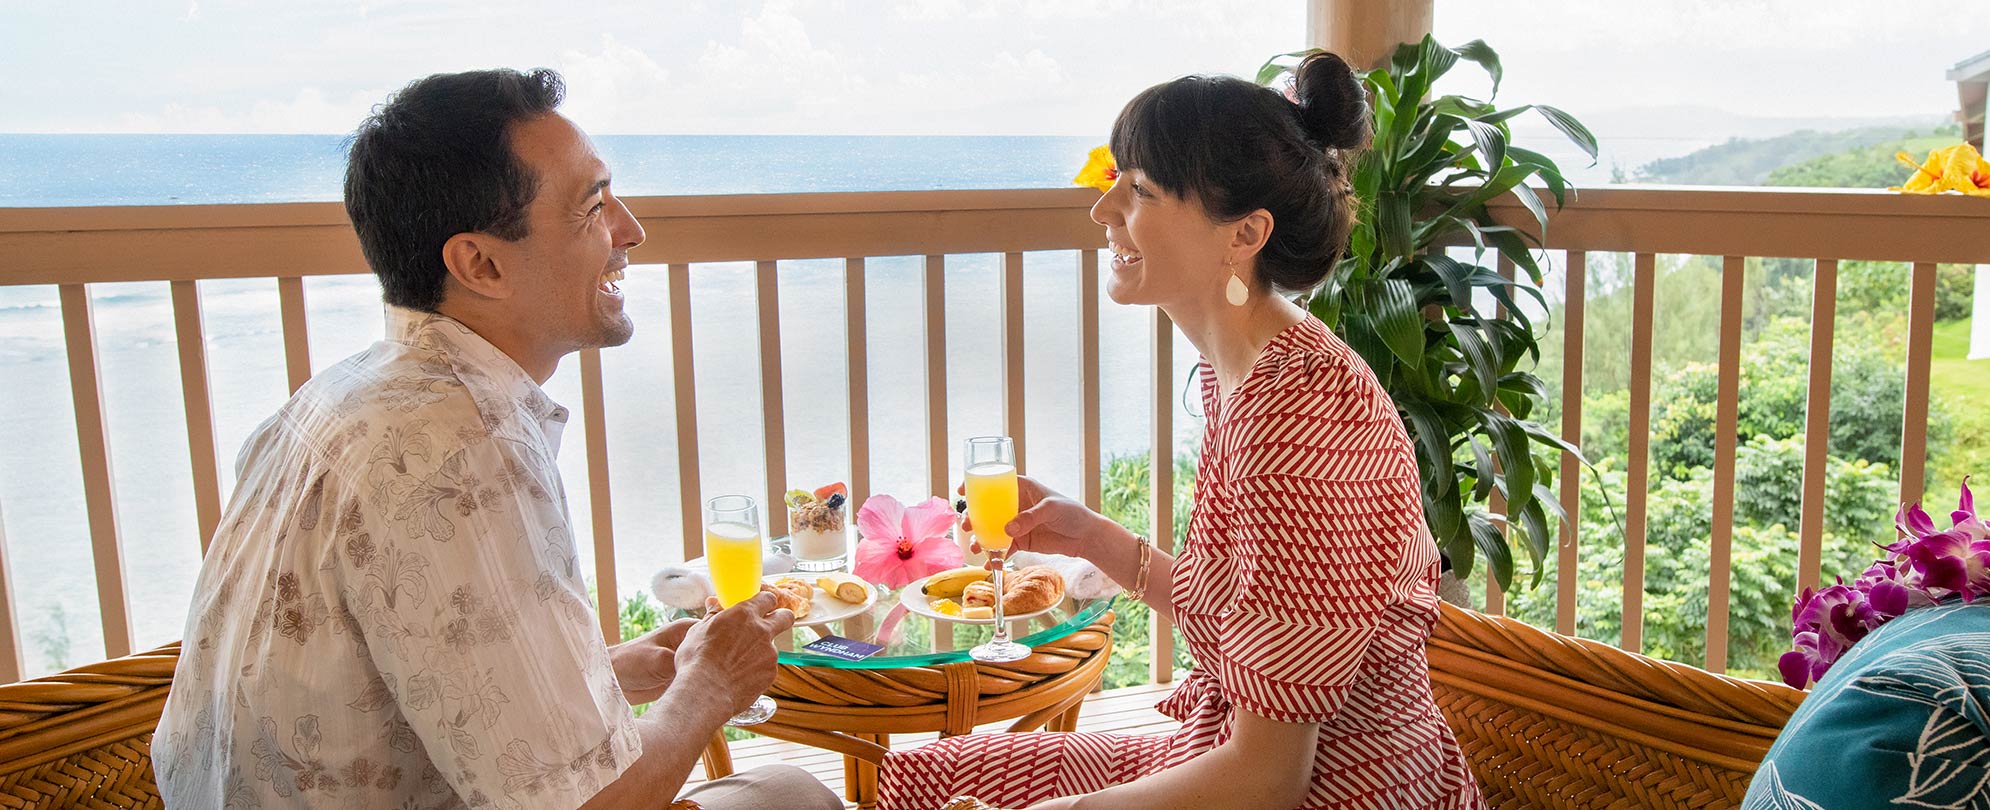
[1072,145,1118,193]
[1892,143,1990,197]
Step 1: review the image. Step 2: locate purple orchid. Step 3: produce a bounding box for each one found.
[1781,478,1987,688]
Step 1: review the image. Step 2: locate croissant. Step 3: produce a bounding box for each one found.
[939,798,998,810]
[762,579,813,619]
[1001,566,1064,614]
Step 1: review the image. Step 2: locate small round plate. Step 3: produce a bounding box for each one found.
[764,574,877,627]
[896,572,1059,625]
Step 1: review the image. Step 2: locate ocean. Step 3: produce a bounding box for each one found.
[0,133,1215,678]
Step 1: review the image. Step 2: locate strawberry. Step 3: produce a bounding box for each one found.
[812,482,848,501]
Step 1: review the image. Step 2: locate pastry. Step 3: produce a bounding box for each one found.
[962,580,997,608]
[956,566,1065,614]
[940,798,997,810]
[1001,566,1066,613]
[763,579,813,619]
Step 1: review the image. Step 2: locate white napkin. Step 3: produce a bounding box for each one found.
[1007,551,1122,600]
[648,551,797,612]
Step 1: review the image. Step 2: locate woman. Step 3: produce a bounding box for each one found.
[878,53,1483,810]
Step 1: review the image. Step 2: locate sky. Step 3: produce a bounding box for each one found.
[0,0,1984,137]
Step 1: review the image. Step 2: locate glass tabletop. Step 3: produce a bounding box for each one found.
[770,584,1115,670]
[659,555,1117,670]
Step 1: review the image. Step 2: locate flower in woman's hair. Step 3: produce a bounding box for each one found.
[852,494,963,589]
[1073,146,1119,193]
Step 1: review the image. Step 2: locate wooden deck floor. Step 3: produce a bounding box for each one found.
[681,682,1179,805]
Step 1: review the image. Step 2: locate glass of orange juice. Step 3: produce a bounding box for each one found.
[964,436,1029,663]
[704,494,778,725]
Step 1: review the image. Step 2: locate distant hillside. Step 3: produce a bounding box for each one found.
[1634,125,1953,185]
[1765,133,1966,188]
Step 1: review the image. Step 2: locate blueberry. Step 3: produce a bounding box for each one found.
[954,498,968,513]
[825,493,846,510]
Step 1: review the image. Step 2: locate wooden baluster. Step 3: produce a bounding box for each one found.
[1900,262,1936,507]
[846,258,872,508]
[756,261,790,537]
[668,264,704,559]
[1557,252,1586,636]
[580,348,618,644]
[59,284,134,660]
[170,280,223,551]
[1705,256,1746,673]
[1622,253,1656,653]
[925,256,949,499]
[1080,250,1103,512]
[1796,260,1838,595]
[277,276,311,392]
[1003,252,1027,470]
[1150,308,1175,685]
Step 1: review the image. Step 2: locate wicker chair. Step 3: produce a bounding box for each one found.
[1427,602,1808,809]
[0,606,1807,809]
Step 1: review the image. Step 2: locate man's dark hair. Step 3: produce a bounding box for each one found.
[344,68,566,312]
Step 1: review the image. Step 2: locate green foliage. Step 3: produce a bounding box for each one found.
[1635,125,1950,186]
[1505,442,1894,676]
[1635,316,1936,479]
[1096,451,1196,689]
[1261,36,1599,591]
[1765,133,1967,189]
[620,590,668,643]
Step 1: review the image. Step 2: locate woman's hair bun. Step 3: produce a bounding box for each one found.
[1292,51,1372,151]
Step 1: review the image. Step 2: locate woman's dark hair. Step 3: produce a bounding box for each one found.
[1108,52,1371,295]
[344,68,566,312]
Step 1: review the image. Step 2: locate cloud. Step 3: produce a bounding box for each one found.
[113,87,386,134]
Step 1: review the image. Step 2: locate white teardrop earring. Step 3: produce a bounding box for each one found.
[1225,263,1249,307]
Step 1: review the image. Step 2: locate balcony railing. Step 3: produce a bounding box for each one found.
[1,185,1987,686]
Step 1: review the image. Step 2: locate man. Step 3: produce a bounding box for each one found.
[153,68,841,810]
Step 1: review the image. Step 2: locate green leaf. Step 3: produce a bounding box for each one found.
[1517,498,1551,588]
[1532,483,1571,525]
[1508,181,1550,243]
[1423,255,1480,316]
[1506,146,1571,208]
[1460,118,1508,178]
[1467,511,1514,590]
[1534,104,1599,163]
[1254,49,1315,86]
[1375,190,1414,259]
[1467,435,1496,500]
[1450,39,1503,99]
[1449,320,1500,397]
[1341,313,1395,387]
[1401,399,1456,491]
[1480,411,1536,515]
[1373,279,1424,367]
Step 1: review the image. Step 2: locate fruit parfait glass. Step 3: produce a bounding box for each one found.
[786,482,850,573]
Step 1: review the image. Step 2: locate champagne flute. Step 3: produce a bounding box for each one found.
[964,436,1030,663]
[704,494,778,725]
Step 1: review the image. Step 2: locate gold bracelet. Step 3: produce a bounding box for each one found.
[1130,534,1153,601]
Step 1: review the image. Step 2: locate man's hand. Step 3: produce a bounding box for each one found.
[609,618,698,706]
[671,591,795,716]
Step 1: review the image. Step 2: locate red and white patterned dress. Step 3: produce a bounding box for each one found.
[879,318,1482,809]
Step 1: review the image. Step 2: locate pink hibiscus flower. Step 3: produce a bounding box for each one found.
[852,495,963,589]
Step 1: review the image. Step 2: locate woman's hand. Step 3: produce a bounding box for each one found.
[959,475,1115,562]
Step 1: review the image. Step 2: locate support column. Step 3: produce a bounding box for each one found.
[1307,0,1435,69]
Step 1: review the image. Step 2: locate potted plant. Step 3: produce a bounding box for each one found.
[1258,35,1599,590]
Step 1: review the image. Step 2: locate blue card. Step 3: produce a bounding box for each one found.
[802,635,885,662]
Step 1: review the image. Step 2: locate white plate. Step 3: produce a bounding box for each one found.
[764,574,877,627]
[896,572,1060,625]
